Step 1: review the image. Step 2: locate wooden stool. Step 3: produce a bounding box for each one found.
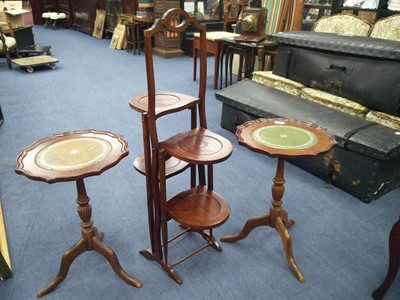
[193,31,239,90]
[125,22,146,55]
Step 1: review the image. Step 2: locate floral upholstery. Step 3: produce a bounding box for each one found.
[300,88,369,118]
[313,14,372,36]
[370,15,400,41]
[252,71,305,96]
[366,110,400,130]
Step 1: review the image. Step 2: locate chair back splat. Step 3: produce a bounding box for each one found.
[129,8,233,284]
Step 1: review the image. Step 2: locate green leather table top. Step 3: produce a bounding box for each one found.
[252,125,318,150]
[35,137,112,171]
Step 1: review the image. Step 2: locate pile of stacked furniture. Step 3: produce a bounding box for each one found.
[216,14,400,202]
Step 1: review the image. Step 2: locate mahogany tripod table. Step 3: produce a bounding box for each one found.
[221,118,337,282]
[15,129,142,297]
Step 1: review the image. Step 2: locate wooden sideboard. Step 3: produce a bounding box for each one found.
[68,0,137,35]
[102,0,138,34]
[70,0,97,34]
[153,0,182,58]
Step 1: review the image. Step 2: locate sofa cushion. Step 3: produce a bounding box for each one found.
[301,88,369,118]
[366,110,400,130]
[252,71,305,96]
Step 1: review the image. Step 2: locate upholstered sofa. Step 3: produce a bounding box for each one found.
[215,16,400,203]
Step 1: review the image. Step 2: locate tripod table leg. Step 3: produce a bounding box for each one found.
[372,219,400,299]
[37,237,86,297]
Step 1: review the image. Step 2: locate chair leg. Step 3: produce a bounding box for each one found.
[238,55,244,81]
[229,52,234,86]
[5,53,12,69]
[199,229,222,252]
[193,47,197,82]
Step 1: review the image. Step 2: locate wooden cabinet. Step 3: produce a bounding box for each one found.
[153,0,182,58]
[302,1,333,30]
[102,0,138,34]
[69,0,137,35]
[332,0,397,23]
[103,0,122,34]
[70,0,97,34]
[58,0,73,28]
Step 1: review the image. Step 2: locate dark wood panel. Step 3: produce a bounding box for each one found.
[102,0,138,34]
[70,0,97,34]
[58,0,73,28]
[332,0,396,22]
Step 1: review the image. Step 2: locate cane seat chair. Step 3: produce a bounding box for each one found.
[0,22,19,69]
[129,8,232,284]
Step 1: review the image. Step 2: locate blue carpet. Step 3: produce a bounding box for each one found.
[1,26,400,300]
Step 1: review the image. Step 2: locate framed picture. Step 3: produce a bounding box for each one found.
[93,9,106,39]
[110,34,120,49]
[118,13,134,26]
[225,2,241,19]
[110,24,126,50]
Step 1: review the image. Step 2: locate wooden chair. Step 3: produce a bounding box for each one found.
[223,1,247,31]
[0,22,19,69]
[129,8,232,284]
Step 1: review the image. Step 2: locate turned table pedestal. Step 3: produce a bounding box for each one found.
[15,129,142,297]
[221,118,337,282]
